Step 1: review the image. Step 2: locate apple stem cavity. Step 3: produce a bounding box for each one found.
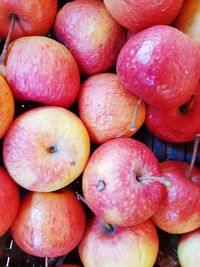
[103,221,116,234]
[188,134,200,178]
[130,97,142,131]
[138,175,171,187]
[179,95,195,114]
[0,13,17,65]
[45,257,48,267]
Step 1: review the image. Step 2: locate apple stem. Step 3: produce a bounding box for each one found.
[130,97,142,131]
[45,257,48,267]
[188,134,200,178]
[139,176,171,187]
[0,13,17,65]
[103,222,116,234]
[76,192,88,206]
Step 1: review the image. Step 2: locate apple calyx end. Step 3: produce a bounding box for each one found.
[96,180,106,192]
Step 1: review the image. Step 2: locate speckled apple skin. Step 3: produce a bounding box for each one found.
[178,229,200,267]
[3,106,90,192]
[0,0,57,40]
[78,217,159,267]
[78,73,146,144]
[0,167,20,237]
[117,25,200,109]
[54,0,126,75]
[82,138,165,226]
[6,36,80,107]
[104,0,183,33]
[152,161,200,234]
[11,189,86,258]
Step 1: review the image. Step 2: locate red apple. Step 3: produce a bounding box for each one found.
[3,106,90,192]
[78,73,146,144]
[117,25,200,109]
[152,161,200,234]
[0,167,20,237]
[178,228,200,267]
[11,189,86,258]
[82,138,165,227]
[0,0,57,40]
[145,88,200,143]
[78,216,159,267]
[5,36,80,107]
[54,0,126,75]
[104,0,183,33]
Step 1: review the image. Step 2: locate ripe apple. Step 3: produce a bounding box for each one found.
[3,106,90,192]
[145,88,200,143]
[0,74,14,139]
[178,228,200,267]
[78,216,159,267]
[152,160,200,234]
[104,0,184,33]
[11,189,86,258]
[175,0,200,44]
[78,73,146,144]
[54,0,126,75]
[0,167,20,237]
[5,36,80,107]
[117,25,200,109]
[0,0,57,40]
[82,137,165,227]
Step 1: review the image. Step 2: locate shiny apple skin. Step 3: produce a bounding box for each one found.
[78,216,159,267]
[0,167,20,237]
[178,228,200,267]
[3,106,90,192]
[11,189,86,258]
[117,25,200,109]
[0,0,57,40]
[78,73,146,144]
[152,161,200,234]
[6,36,80,107]
[82,138,165,226]
[104,0,183,33]
[54,0,126,75]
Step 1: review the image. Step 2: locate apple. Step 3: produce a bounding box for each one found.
[54,0,126,75]
[117,25,200,109]
[0,167,20,237]
[5,36,80,107]
[103,0,184,33]
[152,160,200,234]
[3,106,90,192]
[78,73,146,144]
[0,0,57,41]
[0,74,14,139]
[11,189,86,258]
[178,228,200,267]
[145,87,200,143]
[78,216,159,267]
[175,0,200,44]
[82,137,166,227]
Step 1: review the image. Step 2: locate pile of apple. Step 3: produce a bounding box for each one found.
[0,0,200,267]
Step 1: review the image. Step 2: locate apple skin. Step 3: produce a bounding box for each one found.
[175,0,200,44]
[78,216,159,267]
[104,0,183,33]
[5,36,80,107]
[117,25,200,109]
[178,228,200,267]
[0,75,14,139]
[145,88,200,143]
[0,167,20,237]
[0,0,57,40]
[78,73,146,144]
[152,161,200,234]
[3,106,90,192]
[82,138,165,227]
[54,0,126,75]
[11,189,86,258]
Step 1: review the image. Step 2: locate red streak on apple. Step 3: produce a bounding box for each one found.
[82,138,165,226]
[11,189,86,258]
[5,36,80,107]
[117,25,200,109]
